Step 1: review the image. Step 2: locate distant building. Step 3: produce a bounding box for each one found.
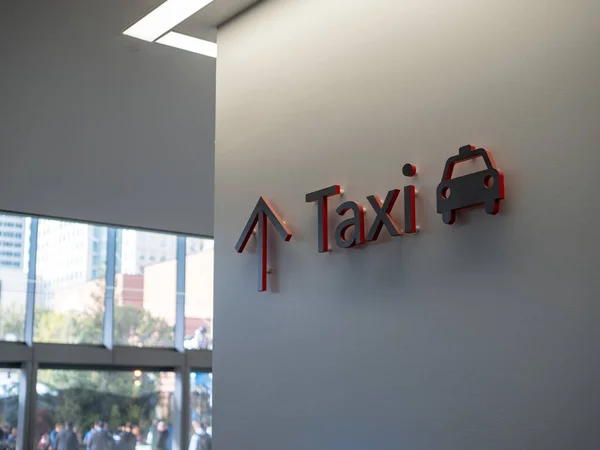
[143,248,214,340]
[0,214,27,270]
[51,273,145,313]
[118,229,178,275]
[0,268,28,304]
[35,222,180,309]
[36,221,107,291]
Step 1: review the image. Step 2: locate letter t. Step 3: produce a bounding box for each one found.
[306,185,341,252]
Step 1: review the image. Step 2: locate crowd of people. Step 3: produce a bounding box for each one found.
[36,420,210,450]
[39,421,148,450]
[0,424,18,449]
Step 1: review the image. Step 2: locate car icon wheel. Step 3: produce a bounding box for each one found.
[442,211,456,225]
[485,200,499,215]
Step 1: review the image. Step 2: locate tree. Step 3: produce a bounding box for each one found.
[126,403,142,425]
[114,305,174,347]
[34,285,174,435]
[0,301,25,340]
[54,394,82,425]
[36,281,174,348]
[109,404,122,431]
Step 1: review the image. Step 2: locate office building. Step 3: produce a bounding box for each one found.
[0,214,26,270]
[36,223,179,303]
[36,221,107,290]
[118,229,178,275]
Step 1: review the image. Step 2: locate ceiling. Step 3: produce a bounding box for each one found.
[175,0,262,40]
[123,0,262,43]
[0,0,259,235]
[0,0,226,235]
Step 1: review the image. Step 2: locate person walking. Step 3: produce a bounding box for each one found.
[117,423,136,450]
[50,424,64,450]
[7,428,17,443]
[153,422,168,450]
[146,420,157,448]
[131,425,141,445]
[38,432,51,450]
[188,422,211,450]
[83,425,95,450]
[88,422,113,450]
[56,421,79,450]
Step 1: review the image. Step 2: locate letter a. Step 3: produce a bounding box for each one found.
[335,201,366,248]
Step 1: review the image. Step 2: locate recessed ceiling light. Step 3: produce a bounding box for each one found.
[156,32,217,58]
[123,0,215,42]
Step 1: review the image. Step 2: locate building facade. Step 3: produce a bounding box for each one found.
[0,214,27,270]
[36,221,107,291]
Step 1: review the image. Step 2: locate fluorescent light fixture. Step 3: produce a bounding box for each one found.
[123,0,214,42]
[157,32,217,58]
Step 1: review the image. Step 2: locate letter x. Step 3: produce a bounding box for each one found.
[366,189,402,242]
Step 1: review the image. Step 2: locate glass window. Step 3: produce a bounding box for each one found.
[189,372,212,441]
[0,214,31,342]
[114,230,176,347]
[36,369,174,449]
[0,368,20,445]
[34,219,108,344]
[184,238,214,350]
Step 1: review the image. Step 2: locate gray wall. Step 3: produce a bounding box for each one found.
[0,0,215,236]
[214,0,600,449]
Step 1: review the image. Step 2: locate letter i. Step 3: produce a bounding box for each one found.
[402,163,417,233]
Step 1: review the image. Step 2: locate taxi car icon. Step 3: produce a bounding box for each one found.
[436,145,505,225]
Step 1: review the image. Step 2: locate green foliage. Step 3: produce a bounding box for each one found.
[109,404,122,431]
[54,394,82,425]
[0,395,19,429]
[114,305,174,347]
[35,292,175,347]
[32,284,173,433]
[0,301,25,339]
[126,403,141,424]
[35,309,70,343]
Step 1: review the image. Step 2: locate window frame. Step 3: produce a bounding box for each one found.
[0,212,213,450]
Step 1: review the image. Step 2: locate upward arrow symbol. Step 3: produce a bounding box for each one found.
[235,197,292,292]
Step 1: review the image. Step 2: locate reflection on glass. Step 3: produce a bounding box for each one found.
[114,230,177,347]
[0,368,20,448]
[35,369,174,450]
[189,372,212,446]
[184,238,214,350]
[34,220,107,344]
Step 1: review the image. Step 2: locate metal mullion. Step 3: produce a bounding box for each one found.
[186,349,212,371]
[32,343,185,369]
[0,342,32,364]
[175,236,186,352]
[17,358,38,450]
[24,217,39,346]
[172,363,190,450]
[34,342,112,366]
[103,228,117,349]
[112,346,185,368]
